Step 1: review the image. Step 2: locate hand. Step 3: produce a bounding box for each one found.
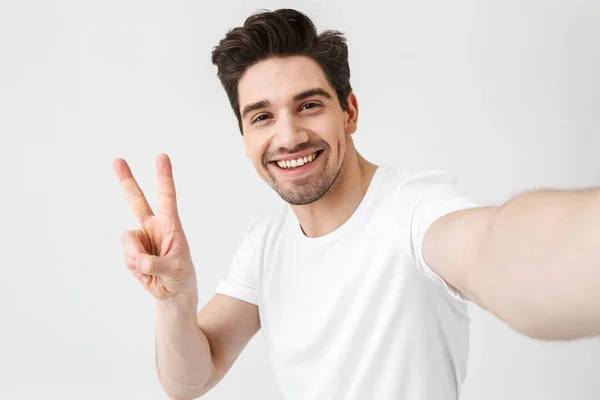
[113,153,197,300]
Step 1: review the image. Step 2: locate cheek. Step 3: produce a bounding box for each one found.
[244,136,269,165]
[312,118,343,151]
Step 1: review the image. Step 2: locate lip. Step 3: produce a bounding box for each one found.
[270,150,323,179]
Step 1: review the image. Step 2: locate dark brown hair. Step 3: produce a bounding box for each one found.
[211,8,353,134]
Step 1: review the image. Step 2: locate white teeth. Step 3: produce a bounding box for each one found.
[276,152,318,169]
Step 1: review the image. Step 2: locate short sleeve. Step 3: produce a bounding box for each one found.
[215,218,262,306]
[401,170,483,302]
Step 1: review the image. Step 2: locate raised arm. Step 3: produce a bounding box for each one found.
[423,188,600,340]
[114,154,259,399]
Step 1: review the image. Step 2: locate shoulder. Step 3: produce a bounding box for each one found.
[398,168,460,192]
[385,166,483,238]
[383,166,466,206]
[378,164,458,190]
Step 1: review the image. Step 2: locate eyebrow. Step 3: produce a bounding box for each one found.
[241,87,333,120]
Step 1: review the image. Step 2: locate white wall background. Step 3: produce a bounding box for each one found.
[2,0,599,398]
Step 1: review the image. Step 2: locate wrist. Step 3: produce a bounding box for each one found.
[156,291,199,319]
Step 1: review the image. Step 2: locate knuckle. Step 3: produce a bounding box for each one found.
[120,229,135,246]
[131,270,142,280]
[126,191,145,203]
[120,230,129,245]
[158,190,176,199]
[137,258,152,275]
[123,254,136,269]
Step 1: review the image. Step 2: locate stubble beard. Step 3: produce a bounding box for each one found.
[260,144,346,206]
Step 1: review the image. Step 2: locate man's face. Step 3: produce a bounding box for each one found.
[238,55,356,205]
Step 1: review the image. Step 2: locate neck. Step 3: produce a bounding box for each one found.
[290,145,379,238]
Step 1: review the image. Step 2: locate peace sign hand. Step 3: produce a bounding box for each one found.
[114,154,197,300]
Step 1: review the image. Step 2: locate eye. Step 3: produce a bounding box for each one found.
[300,102,321,111]
[251,114,270,124]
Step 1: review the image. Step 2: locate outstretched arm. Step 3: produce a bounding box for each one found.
[424,187,600,340]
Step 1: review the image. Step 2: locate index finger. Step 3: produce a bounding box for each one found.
[113,158,154,224]
[156,153,179,218]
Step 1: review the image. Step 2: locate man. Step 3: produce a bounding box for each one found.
[113,8,600,400]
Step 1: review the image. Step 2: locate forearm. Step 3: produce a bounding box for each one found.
[155,292,215,399]
[467,187,600,340]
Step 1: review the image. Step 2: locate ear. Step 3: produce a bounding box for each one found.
[344,92,359,135]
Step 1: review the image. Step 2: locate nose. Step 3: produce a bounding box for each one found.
[271,112,309,151]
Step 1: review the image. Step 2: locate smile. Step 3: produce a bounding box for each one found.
[269,150,324,179]
[273,150,322,169]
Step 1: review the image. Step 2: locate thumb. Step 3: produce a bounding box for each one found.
[135,253,169,277]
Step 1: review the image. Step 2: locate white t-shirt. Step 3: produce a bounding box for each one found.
[216,165,482,400]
